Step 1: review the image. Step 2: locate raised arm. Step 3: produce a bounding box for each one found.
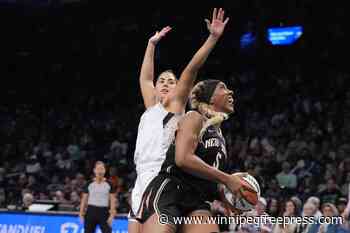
[174,111,241,194]
[169,8,229,109]
[139,26,172,108]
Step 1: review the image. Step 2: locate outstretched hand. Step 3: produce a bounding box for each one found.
[205,8,229,39]
[149,26,172,45]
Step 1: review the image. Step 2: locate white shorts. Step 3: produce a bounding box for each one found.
[130,170,158,219]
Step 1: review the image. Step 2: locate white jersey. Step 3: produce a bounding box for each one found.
[131,103,182,216]
[134,102,182,174]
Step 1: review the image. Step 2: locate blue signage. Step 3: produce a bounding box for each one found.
[240,32,256,49]
[267,26,303,45]
[0,212,128,233]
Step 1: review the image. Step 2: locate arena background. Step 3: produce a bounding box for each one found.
[0,0,349,233]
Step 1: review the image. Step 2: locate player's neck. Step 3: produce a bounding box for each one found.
[95,177,105,183]
[156,96,163,104]
[157,95,170,107]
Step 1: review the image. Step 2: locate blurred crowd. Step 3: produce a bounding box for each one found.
[0,92,139,213]
[1,69,349,217]
[0,1,350,233]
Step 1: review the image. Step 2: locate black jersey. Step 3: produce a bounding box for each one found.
[160,124,228,202]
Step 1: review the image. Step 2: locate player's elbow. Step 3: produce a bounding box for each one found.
[176,152,194,171]
[175,152,189,169]
[175,156,185,168]
[181,67,198,79]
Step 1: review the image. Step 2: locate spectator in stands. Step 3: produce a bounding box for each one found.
[25,155,41,175]
[306,196,323,218]
[57,151,73,172]
[70,191,81,210]
[0,188,5,208]
[76,173,87,190]
[18,174,28,190]
[67,142,81,161]
[337,198,348,215]
[47,175,64,192]
[308,203,341,233]
[266,198,280,218]
[0,167,5,185]
[26,175,37,191]
[276,161,298,193]
[53,190,68,204]
[296,201,317,233]
[38,192,49,200]
[318,177,342,204]
[293,148,319,179]
[63,176,73,193]
[265,179,282,199]
[22,193,34,210]
[297,177,311,200]
[340,173,350,196]
[70,179,80,192]
[273,197,301,233]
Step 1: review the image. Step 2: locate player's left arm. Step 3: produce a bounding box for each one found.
[139,26,172,109]
[175,111,239,187]
[168,8,229,111]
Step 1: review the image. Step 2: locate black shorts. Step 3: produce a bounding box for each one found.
[138,174,211,225]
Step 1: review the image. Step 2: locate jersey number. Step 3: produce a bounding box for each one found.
[213,152,223,169]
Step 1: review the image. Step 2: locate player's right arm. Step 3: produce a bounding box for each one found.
[174,111,242,194]
[139,26,172,108]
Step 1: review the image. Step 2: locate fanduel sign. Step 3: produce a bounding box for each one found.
[0,212,128,233]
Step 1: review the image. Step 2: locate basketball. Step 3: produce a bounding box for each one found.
[222,174,261,212]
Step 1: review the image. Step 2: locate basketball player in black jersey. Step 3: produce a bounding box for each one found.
[138,80,246,233]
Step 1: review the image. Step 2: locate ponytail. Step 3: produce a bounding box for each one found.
[191,81,228,140]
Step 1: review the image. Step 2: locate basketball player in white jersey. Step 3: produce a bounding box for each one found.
[128,8,229,233]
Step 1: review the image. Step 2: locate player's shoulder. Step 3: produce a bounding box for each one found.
[184,110,204,122]
[179,111,204,128]
[174,111,204,136]
[143,102,161,113]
